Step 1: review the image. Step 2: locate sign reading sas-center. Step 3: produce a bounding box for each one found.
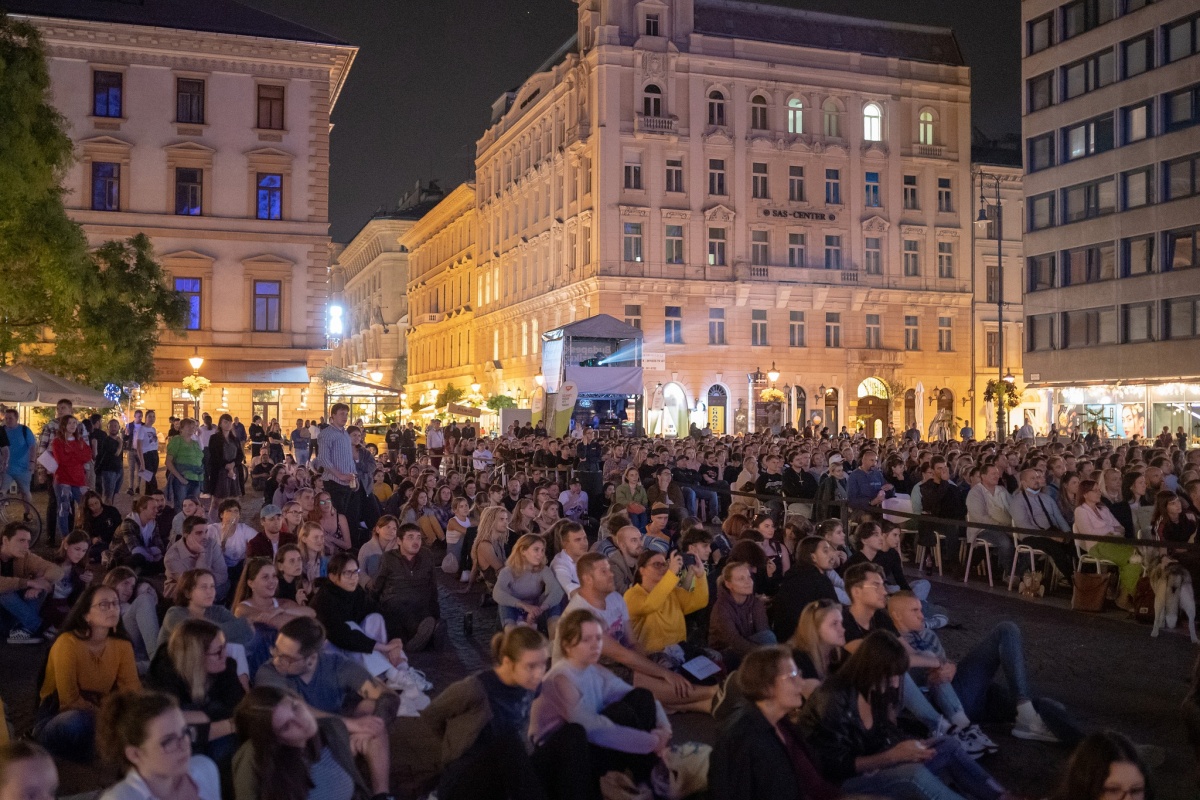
[761,209,834,222]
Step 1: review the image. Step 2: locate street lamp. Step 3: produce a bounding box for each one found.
[187,348,204,420]
[767,362,780,386]
[188,352,204,374]
[534,374,544,388]
[976,170,1007,443]
[369,371,383,383]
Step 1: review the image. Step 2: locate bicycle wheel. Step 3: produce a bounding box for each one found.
[0,497,44,547]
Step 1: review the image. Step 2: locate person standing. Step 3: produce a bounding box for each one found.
[247,416,266,462]
[92,419,125,506]
[124,410,143,496]
[49,417,92,542]
[315,404,360,537]
[290,419,310,466]
[426,420,445,473]
[164,418,204,506]
[135,410,160,494]
[2,408,37,503]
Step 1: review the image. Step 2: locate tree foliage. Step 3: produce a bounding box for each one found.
[0,15,186,386]
[485,394,517,411]
[436,384,465,409]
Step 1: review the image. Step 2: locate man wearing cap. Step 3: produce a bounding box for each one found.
[245,503,297,560]
[641,503,673,555]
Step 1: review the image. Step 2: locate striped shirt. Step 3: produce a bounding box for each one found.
[315,424,353,485]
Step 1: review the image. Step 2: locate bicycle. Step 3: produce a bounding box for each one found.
[0,488,44,547]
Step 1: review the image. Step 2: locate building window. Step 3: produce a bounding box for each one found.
[937,177,953,212]
[937,241,955,278]
[822,99,840,137]
[750,95,768,130]
[708,227,727,266]
[93,71,123,118]
[903,175,919,209]
[176,78,205,124]
[863,103,882,141]
[1064,307,1118,348]
[864,172,881,207]
[708,159,726,195]
[937,316,954,351]
[624,304,642,329]
[985,330,1000,366]
[1165,86,1200,132]
[709,308,726,345]
[789,311,805,347]
[623,157,642,189]
[751,230,769,265]
[175,167,202,216]
[1064,114,1115,162]
[664,306,683,343]
[1063,243,1116,285]
[257,85,285,130]
[665,224,684,264]
[905,315,920,351]
[752,162,769,199]
[1165,13,1200,63]
[253,280,281,332]
[1166,295,1200,339]
[751,309,768,346]
[825,312,841,348]
[707,90,726,126]
[1123,234,1156,276]
[1123,101,1152,143]
[788,233,806,267]
[864,237,882,274]
[825,169,841,204]
[903,240,920,276]
[1028,254,1057,291]
[644,13,660,36]
[1029,133,1054,172]
[824,235,842,269]
[1028,13,1054,54]
[622,222,643,262]
[1029,192,1056,230]
[175,278,201,330]
[919,110,935,145]
[986,264,1001,303]
[1028,313,1058,352]
[91,162,120,211]
[1167,226,1199,270]
[1062,176,1116,223]
[788,166,806,201]
[1165,153,1200,201]
[787,98,804,134]
[1063,49,1115,101]
[665,158,684,192]
[1123,33,1154,78]
[1063,0,1115,40]
[1120,166,1153,209]
[256,173,282,220]
[865,314,882,348]
[1124,303,1155,342]
[1028,72,1054,112]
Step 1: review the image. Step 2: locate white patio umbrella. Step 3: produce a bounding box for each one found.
[914,381,925,436]
[0,371,37,403]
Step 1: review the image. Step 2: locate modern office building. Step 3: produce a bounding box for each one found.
[1021,0,1200,441]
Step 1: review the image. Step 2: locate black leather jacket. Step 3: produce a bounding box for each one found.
[796,683,907,783]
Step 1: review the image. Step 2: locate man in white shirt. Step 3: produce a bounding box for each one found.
[426,420,445,472]
[549,522,589,598]
[558,476,589,522]
[965,464,1015,576]
[1008,468,1074,585]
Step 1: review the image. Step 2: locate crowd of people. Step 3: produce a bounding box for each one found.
[0,398,1191,800]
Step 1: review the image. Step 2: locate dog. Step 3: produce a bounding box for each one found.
[1018,570,1045,599]
[1148,553,1198,643]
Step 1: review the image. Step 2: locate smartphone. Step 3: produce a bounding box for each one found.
[682,553,698,569]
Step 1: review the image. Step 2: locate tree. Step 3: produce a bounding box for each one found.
[486,395,517,411]
[0,15,187,386]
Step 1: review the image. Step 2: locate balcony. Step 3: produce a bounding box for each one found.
[635,114,678,136]
[735,263,863,286]
[915,144,946,158]
[413,312,444,327]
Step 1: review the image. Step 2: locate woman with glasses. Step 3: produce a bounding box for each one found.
[34,585,141,760]
[280,502,306,537]
[97,691,220,800]
[145,620,246,763]
[1047,732,1152,800]
[624,550,709,660]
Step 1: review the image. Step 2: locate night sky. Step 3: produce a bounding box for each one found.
[240,0,1021,244]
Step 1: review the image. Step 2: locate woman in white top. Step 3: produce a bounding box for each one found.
[231,558,315,631]
[135,410,160,493]
[97,691,220,800]
[1072,480,1142,606]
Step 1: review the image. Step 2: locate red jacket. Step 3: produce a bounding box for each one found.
[51,438,92,487]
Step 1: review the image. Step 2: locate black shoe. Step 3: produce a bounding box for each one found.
[407,617,437,651]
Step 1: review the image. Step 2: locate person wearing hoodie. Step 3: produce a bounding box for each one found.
[771,537,840,642]
[708,562,775,669]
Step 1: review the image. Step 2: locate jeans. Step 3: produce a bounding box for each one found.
[55,484,83,538]
[34,708,97,762]
[99,469,122,504]
[722,629,778,670]
[1017,536,1074,586]
[122,591,160,667]
[0,470,32,502]
[294,446,309,466]
[167,474,201,505]
[951,621,1031,722]
[842,737,1004,800]
[973,530,1015,577]
[679,486,697,518]
[0,589,46,634]
[904,672,945,733]
[629,511,648,532]
[690,485,721,520]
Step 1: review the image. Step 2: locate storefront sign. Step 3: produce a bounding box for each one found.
[709,404,725,434]
[761,209,834,222]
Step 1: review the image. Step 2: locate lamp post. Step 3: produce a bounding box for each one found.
[187,349,204,420]
[976,170,1007,444]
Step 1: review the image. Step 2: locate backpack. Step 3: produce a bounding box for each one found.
[1131,576,1156,624]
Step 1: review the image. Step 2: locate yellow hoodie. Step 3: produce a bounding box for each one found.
[624,569,709,654]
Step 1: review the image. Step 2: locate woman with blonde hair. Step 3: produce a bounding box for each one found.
[493,534,565,638]
[307,491,351,554]
[509,497,537,543]
[788,598,846,687]
[469,506,509,588]
[295,521,329,584]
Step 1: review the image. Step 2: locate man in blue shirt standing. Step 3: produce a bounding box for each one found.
[846,449,892,511]
[1,408,36,502]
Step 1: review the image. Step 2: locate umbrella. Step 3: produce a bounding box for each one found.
[984,400,996,433]
[914,381,925,436]
[3,365,112,408]
[0,371,37,403]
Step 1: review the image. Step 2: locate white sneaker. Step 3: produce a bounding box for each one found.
[1012,715,1060,743]
[962,724,999,755]
[951,726,989,759]
[397,687,431,717]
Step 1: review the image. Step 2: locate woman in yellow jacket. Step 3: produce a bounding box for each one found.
[624,550,708,656]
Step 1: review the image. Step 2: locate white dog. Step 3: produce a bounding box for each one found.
[1149,554,1198,644]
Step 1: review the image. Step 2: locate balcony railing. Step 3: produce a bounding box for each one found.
[915,144,945,158]
[413,312,444,326]
[635,114,678,135]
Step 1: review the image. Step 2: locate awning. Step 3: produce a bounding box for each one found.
[320,366,401,396]
[0,372,37,403]
[154,361,311,385]
[3,365,113,408]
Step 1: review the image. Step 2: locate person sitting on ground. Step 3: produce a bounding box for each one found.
[97,691,220,800]
[83,491,124,559]
[41,531,91,634]
[549,521,588,598]
[34,584,141,760]
[798,630,1015,800]
[606,525,643,596]
[751,514,791,577]
[494,534,565,638]
[165,515,229,602]
[254,618,395,797]
[0,741,58,800]
[625,549,709,663]
[102,568,160,674]
[443,498,471,573]
[370,522,442,652]
[208,499,258,575]
[109,495,166,574]
[157,569,253,663]
[400,489,444,547]
[274,545,311,605]
[232,557,316,633]
[295,521,329,585]
[641,503,673,556]
[728,539,778,596]
[357,515,400,590]
[145,620,246,762]
[1073,480,1143,610]
[244,505,295,561]
[1046,732,1154,800]
[772,537,840,642]
[709,645,839,800]
[422,627,591,800]
[309,491,352,554]
[531,609,672,787]
[788,598,847,689]
[169,497,203,543]
[708,561,776,669]
[231,686,373,800]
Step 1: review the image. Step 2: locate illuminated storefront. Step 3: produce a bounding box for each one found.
[1050,383,1200,444]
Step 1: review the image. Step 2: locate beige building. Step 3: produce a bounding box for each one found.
[11,0,356,426]
[1021,0,1200,441]
[466,0,976,437]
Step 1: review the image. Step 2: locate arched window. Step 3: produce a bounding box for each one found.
[787,98,804,134]
[919,110,935,146]
[643,84,662,117]
[863,102,882,142]
[708,90,726,126]
[750,94,768,130]
[822,99,840,137]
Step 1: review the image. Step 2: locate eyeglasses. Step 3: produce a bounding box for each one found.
[647,561,668,571]
[156,726,196,754]
[777,668,801,681]
[339,568,360,577]
[91,600,119,611]
[1101,788,1145,800]
[270,648,312,665]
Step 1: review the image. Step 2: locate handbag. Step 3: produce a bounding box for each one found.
[37,449,58,475]
[1071,571,1111,612]
[651,742,712,800]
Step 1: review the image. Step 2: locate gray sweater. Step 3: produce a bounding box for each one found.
[492,566,564,611]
